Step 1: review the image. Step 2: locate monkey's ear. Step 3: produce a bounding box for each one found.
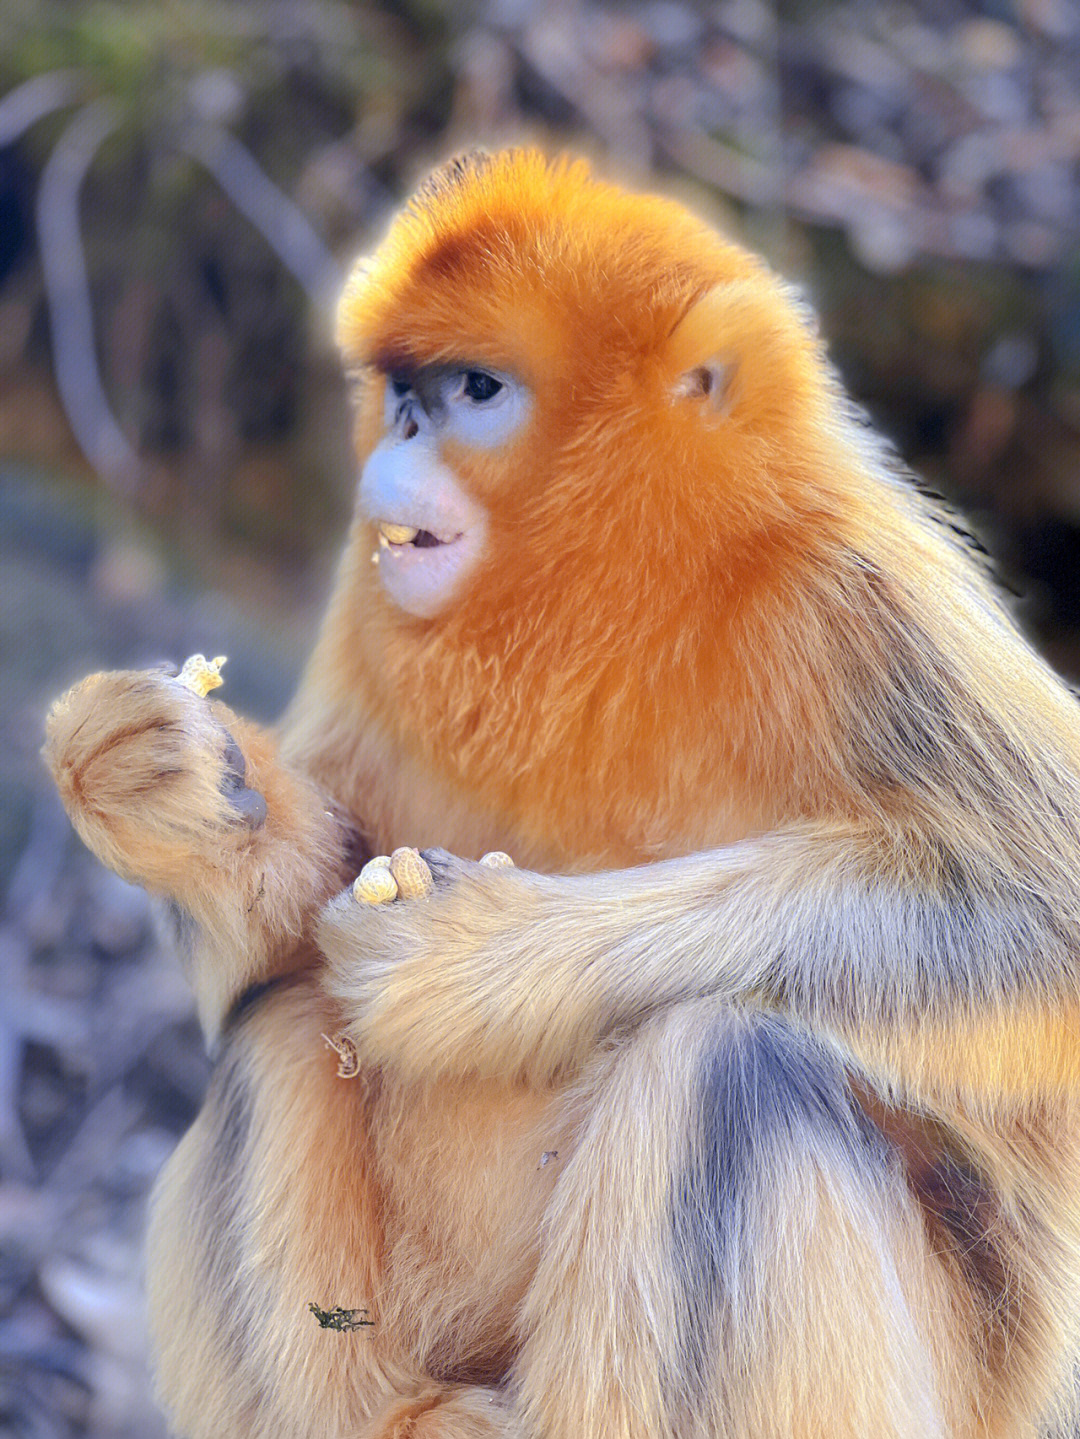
[664,279,811,421]
[665,287,744,417]
[672,357,737,414]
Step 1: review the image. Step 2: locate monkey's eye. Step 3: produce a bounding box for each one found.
[462,371,503,403]
[389,376,412,398]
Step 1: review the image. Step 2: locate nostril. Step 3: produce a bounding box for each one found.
[395,398,421,440]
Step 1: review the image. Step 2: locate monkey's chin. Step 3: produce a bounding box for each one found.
[373,525,485,619]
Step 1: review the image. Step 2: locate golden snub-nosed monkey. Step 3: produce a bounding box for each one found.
[44,149,1080,1439]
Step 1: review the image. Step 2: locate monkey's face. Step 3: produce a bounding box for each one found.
[359,364,532,618]
[338,151,840,652]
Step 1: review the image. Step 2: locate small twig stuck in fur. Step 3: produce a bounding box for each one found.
[308,1303,374,1332]
[322,1031,361,1078]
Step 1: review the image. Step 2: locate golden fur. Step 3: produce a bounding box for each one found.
[44,150,1080,1436]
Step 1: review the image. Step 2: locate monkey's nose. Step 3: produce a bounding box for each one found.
[395,399,421,440]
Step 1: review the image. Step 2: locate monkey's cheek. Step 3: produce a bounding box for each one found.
[372,525,486,618]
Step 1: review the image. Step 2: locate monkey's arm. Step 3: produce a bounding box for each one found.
[45,668,354,1036]
[317,829,1069,1089]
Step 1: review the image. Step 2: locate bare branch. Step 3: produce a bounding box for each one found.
[0,70,86,148]
[180,120,343,312]
[36,99,142,490]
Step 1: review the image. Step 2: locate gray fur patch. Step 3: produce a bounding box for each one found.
[671,1013,887,1396]
[155,898,200,977]
[185,1031,260,1398]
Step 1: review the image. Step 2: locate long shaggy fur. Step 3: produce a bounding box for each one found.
[43,149,1080,1436]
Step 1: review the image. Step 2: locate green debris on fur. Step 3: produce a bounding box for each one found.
[308,1302,374,1332]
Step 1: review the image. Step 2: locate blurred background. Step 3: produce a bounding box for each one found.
[2,0,1080,1433]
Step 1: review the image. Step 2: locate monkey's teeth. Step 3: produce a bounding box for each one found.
[378,522,420,545]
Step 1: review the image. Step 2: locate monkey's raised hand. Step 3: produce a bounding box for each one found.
[45,667,347,1034]
[44,667,266,892]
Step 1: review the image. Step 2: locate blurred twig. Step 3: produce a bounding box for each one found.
[36,100,142,492]
[0,70,86,148]
[180,121,343,309]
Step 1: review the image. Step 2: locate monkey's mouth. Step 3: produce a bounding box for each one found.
[376,521,457,550]
[367,510,487,619]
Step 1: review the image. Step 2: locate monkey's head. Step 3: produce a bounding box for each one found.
[339,150,848,620]
[332,151,863,856]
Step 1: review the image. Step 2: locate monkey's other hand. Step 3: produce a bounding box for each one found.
[316,849,603,1084]
[44,666,266,890]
